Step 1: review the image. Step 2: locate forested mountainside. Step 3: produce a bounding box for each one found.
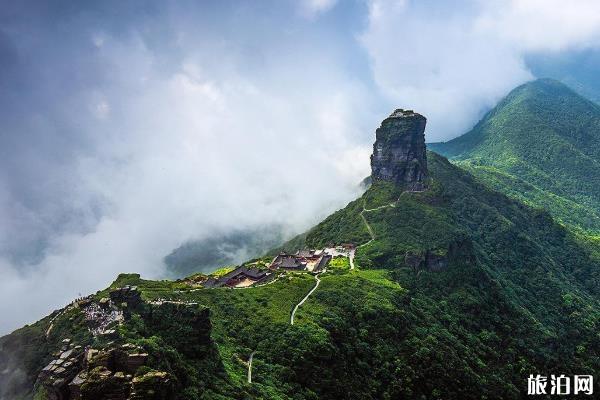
[1,107,598,400]
[429,78,600,235]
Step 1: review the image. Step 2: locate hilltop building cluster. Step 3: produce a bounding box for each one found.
[203,267,270,289]
[270,249,332,272]
[201,245,354,289]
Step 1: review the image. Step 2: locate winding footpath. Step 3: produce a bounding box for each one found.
[247,351,256,383]
[350,198,397,268]
[45,312,63,338]
[360,198,397,240]
[45,303,76,338]
[249,273,321,384]
[290,274,321,325]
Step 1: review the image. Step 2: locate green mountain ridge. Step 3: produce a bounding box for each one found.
[1,91,600,399]
[3,153,599,399]
[429,78,600,234]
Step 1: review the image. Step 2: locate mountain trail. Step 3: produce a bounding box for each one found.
[290,274,321,325]
[353,190,423,268]
[247,351,256,383]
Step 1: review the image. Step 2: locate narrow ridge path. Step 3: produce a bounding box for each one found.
[290,274,321,325]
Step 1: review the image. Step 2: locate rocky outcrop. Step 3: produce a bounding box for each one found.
[37,339,84,400]
[371,109,428,190]
[404,250,448,271]
[109,286,142,309]
[404,238,476,271]
[130,371,172,400]
[32,295,212,400]
[37,341,171,400]
[74,344,168,400]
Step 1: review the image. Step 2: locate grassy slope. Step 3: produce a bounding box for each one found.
[2,152,599,399]
[429,78,600,234]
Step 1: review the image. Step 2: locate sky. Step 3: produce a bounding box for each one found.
[1,0,600,334]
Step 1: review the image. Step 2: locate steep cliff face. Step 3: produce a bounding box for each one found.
[370,109,428,190]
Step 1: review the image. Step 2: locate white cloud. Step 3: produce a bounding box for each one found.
[361,0,600,141]
[93,100,110,119]
[0,26,373,334]
[92,33,105,48]
[299,0,338,19]
[476,0,600,52]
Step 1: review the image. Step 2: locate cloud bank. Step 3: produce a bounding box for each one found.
[361,0,600,141]
[0,1,375,334]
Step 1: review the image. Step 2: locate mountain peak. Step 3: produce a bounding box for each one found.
[509,78,580,99]
[387,108,424,119]
[370,109,428,190]
[526,77,564,87]
[429,79,600,233]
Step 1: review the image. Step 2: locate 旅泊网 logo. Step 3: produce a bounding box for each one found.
[527,374,593,396]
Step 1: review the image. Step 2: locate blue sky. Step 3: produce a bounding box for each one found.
[1,0,600,333]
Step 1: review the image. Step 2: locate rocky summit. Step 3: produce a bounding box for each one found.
[370,109,428,190]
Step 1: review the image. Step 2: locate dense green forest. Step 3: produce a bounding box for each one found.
[429,78,600,235]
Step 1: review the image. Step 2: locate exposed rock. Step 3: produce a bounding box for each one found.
[130,371,173,400]
[36,342,162,400]
[109,286,142,310]
[371,109,428,190]
[86,346,146,375]
[36,344,84,400]
[404,238,476,271]
[404,250,447,271]
[60,349,74,359]
[77,297,93,308]
[78,366,131,400]
[29,289,215,399]
[124,353,147,373]
[98,298,110,309]
[424,251,448,271]
[404,252,423,270]
[68,372,86,400]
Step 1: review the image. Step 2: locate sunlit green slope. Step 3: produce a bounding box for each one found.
[429,78,600,234]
